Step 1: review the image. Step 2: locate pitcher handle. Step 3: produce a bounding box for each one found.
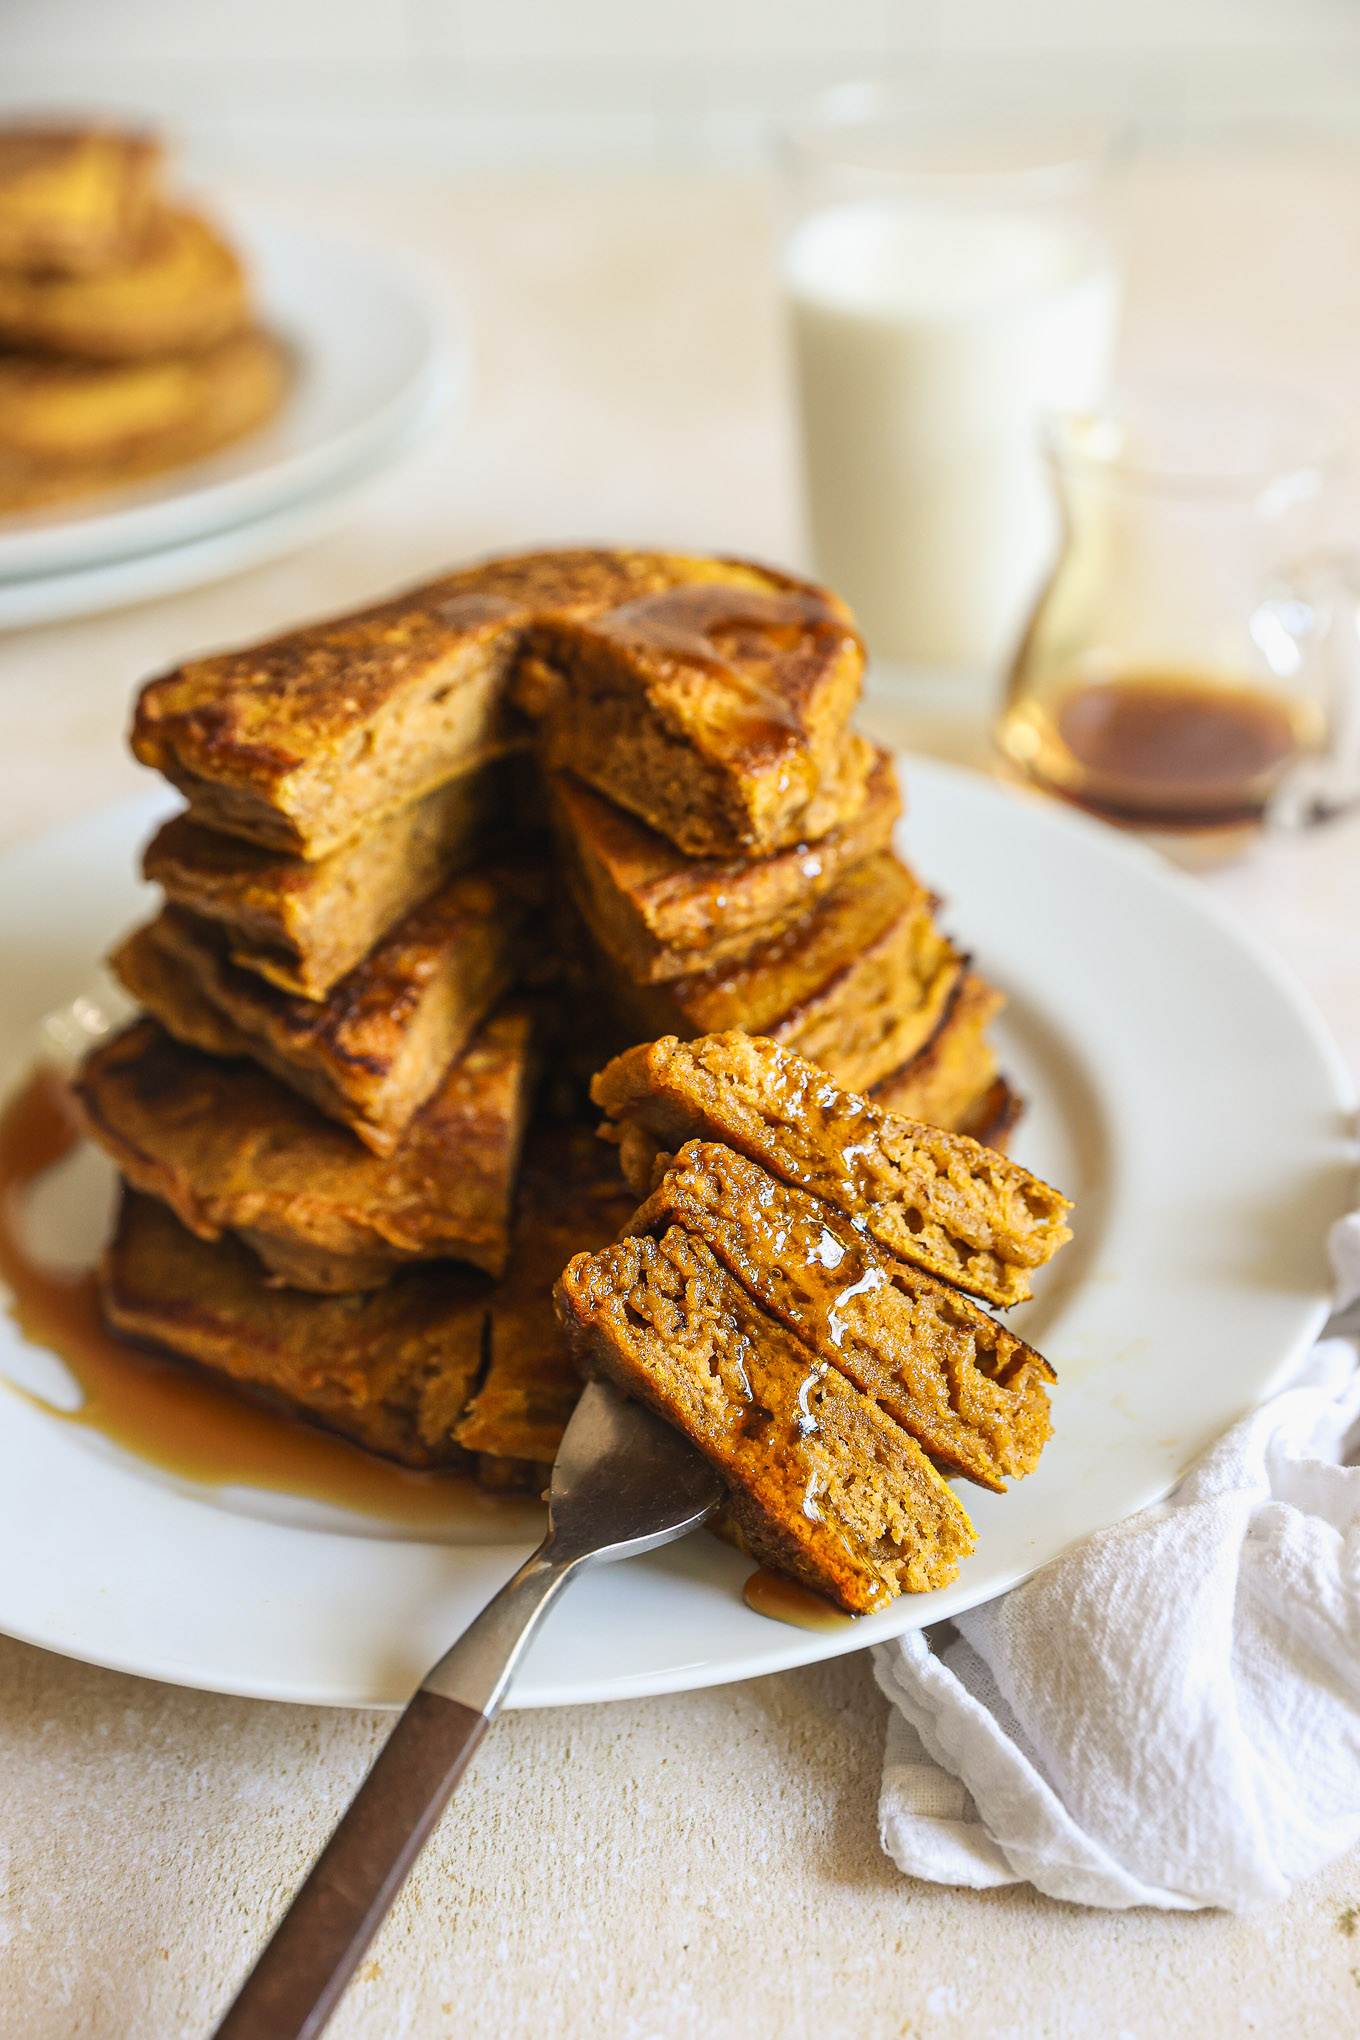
[1255,549,1360,828]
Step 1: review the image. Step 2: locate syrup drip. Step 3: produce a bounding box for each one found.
[0,1066,540,1538]
[742,1564,857,1631]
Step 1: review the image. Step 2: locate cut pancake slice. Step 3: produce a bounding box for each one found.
[551,739,897,983]
[110,869,528,1156]
[74,1011,533,1289]
[131,583,535,858]
[142,756,520,1002]
[453,1125,639,1489]
[556,1226,975,1613]
[101,1190,489,1469]
[592,1031,1071,1309]
[627,1142,1053,1490]
[129,549,796,861]
[537,573,864,858]
[599,851,965,1097]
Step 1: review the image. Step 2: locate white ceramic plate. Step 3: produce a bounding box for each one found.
[0,760,1351,1709]
[0,206,456,585]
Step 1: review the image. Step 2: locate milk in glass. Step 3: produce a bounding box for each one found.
[787,200,1120,672]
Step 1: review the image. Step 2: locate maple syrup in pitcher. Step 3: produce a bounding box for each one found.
[1004,669,1310,831]
[997,386,1360,844]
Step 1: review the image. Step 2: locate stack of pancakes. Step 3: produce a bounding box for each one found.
[0,122,287,515]
[74,546,1019,1493]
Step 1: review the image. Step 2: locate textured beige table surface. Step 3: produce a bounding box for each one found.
[3,155,1360,2040]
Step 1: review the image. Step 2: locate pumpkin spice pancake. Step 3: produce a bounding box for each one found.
[592,1031,1071,1309]
[0,328,288,514]
[0,123,160,276]
[102,1190,489,1470]
[0,204,248,359]
[129,547,851,863]
[535,575,864,858]
[550,741,899,982]
[598,851,965,1097]
[626,1142,1053,1491]
[111,867,530,1154]
[556,1225,975,1613]
[74,1010,533,1290]
[142,756,519,1001]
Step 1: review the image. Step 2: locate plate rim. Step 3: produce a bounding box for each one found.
[0,757,1350,1709]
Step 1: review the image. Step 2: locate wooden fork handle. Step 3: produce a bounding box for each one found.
[211,1688,487,2040]
[212,1546,580,2040]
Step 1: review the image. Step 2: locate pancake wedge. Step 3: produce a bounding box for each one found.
[592,1031,1071,1308]
[101,1190,488,1469]
[556,1226,975,1613]
[551,741,898,982]
[74,1012,532,1289]
[627,1142,1053,1490]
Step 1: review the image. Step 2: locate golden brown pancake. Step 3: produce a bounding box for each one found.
[556,1226,974,1613]
[591,1031,1071,1309]
[597,851,964,1096]
[626,1142,1053,1491]
[0,328,288,514]
[142,757,521,1002]
[870,973,1021,1152]
[101,1189,488,1469]
[536,576,864,857]
[0,204,246,359]
[551,741,899,982]
[110,868,531,1154]
[0,125,159,276]
[74,1011,533,1289]
[129,548,857,862]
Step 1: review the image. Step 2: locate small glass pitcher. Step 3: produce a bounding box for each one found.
[996,384,1360,847]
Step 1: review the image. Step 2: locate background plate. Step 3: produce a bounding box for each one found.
[0,758,1351,1708]
[0,206,456,584]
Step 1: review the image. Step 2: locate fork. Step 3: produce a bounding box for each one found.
[210,1376,723,2040]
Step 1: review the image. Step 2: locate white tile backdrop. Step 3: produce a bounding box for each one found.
[3,0,1360,167]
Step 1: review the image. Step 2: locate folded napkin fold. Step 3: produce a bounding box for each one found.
[873,1216,1360,1912]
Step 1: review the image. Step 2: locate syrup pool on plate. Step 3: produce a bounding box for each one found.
[0,1064,541,1541]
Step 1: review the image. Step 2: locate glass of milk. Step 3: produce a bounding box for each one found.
[780,87,1122,679]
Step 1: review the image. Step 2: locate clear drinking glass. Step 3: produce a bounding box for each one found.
[996,383,1360,850]
[778,85,1121,678]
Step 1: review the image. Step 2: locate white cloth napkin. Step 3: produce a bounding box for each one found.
[873,1214,1360,1912]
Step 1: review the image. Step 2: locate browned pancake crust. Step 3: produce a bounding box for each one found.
[74,1011,532,1288]
[600,852,964,1096]
[0,328,289,514]
[132,584,534,859]
[0,205,247,359]
[556,1226,975,1612]
[130,549,857,862]
[591,1031,1071,1309]
[0,125,160,275]
[142,758,519,1001]
[552,741,899,982]
[627,1142,1053,1490]
[100,1189,488,1468]
[111,870,529,1154]
[453,1124,638,1476]
[537,578,863,857]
